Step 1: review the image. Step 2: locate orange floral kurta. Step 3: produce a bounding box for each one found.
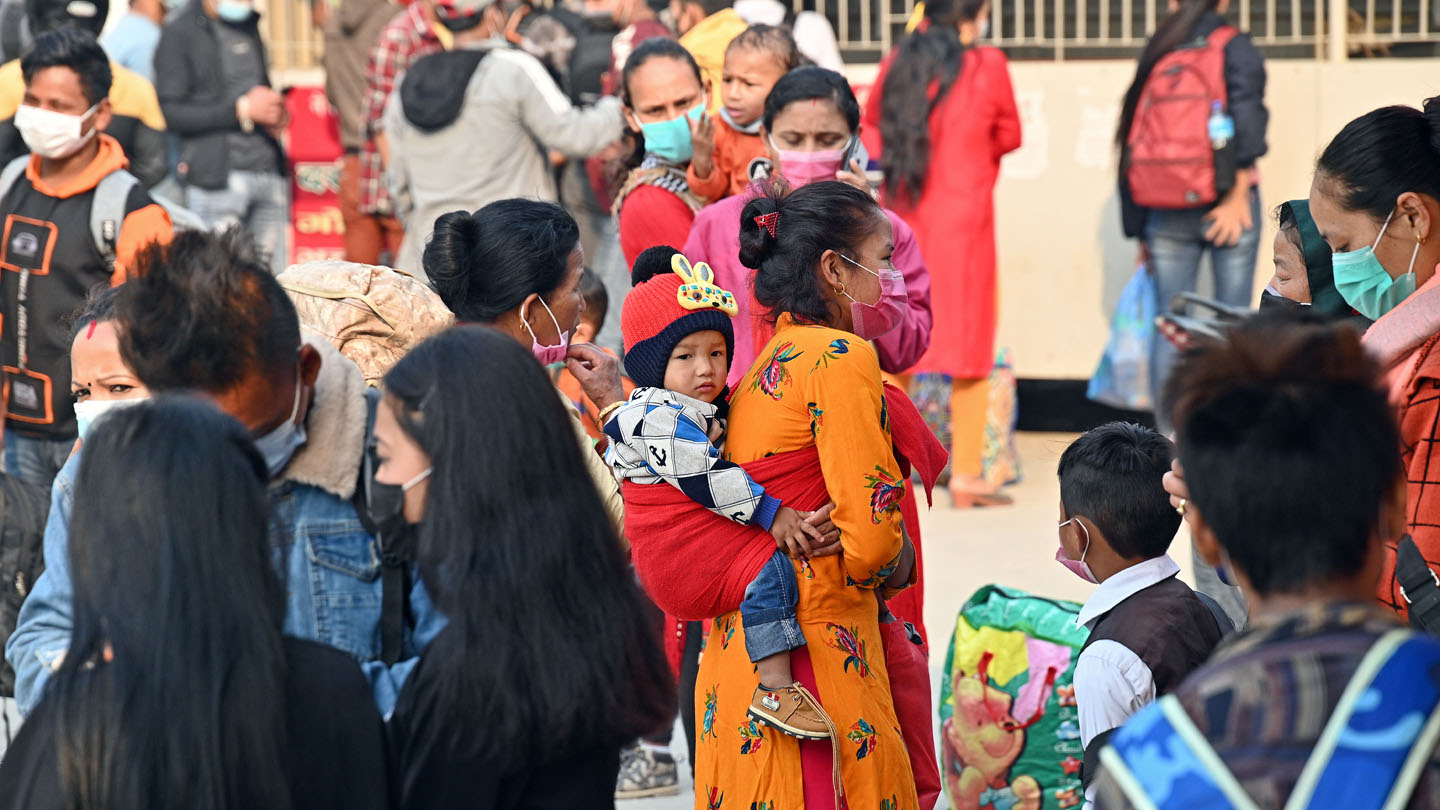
[695,315,919,810]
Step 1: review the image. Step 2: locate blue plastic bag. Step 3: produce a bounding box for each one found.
[1087,265,1155,411]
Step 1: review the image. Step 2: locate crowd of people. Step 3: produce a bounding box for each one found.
[0,0,1439,807]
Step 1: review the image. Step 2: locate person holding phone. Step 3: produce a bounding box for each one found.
[685,66,932,389]
[862,0,1021,508]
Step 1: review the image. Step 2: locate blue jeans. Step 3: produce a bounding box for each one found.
[1146,188,1262,420]
[3,429,72,492]
[741,550,806,665]
[186,169,289,275]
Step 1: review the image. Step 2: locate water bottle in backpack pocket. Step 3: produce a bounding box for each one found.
[1125,26,1240,210]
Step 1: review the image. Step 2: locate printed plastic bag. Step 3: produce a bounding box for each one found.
[940,585,1089,810]
[1087,265,1156,411]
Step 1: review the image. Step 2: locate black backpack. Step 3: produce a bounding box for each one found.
[0,472,50,698]
[525,7,620,107]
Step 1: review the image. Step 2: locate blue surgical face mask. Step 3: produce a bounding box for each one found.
[637,102,705,165]
[254,372,307,478]
[215,0,253,23]
[1332,208,1420,321]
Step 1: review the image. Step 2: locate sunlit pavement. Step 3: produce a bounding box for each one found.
[619,432,1196,810]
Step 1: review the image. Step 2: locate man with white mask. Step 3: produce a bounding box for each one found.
[0,27,171,492]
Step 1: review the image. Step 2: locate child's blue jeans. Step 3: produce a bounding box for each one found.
[741,549,806,665]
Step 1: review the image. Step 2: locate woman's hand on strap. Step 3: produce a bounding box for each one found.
[565,343,626,409]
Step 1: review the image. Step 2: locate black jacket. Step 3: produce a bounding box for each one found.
[1120,11,1269,239]
[153,0,285,190]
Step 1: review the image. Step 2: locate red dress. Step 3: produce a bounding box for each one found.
[863,47,1021,379]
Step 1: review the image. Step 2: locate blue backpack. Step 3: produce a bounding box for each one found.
[1100,629,1440,810]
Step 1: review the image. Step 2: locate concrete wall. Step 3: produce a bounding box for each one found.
[853,58,1440,379]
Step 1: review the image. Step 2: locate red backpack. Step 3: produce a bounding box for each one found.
[1125,26,1238,210]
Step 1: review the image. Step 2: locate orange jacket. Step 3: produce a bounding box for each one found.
[685,117,766,203]
[22,134,173,284]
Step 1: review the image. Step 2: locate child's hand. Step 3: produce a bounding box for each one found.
[689,112,716,179]
[771,505,825,559]
[805,503,844,557]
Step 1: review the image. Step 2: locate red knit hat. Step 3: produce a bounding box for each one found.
[622,249,738,390]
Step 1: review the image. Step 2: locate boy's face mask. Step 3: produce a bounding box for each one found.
[1056,517,1099,584]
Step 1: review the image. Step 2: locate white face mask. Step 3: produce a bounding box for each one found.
[15,103,99,159]
[73,396,148,442]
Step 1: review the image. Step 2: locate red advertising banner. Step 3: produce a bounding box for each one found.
[285,86,345,267]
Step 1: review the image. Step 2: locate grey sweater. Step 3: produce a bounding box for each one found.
[383,37,622,278]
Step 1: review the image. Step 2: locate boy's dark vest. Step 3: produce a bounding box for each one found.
[1079,575,1225,786]
[0,166,147,438]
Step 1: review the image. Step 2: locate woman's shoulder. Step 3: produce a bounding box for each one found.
[773,322,881,374]
[968,44,1011,67]
[282,637,381,718]
[693,191,751,229]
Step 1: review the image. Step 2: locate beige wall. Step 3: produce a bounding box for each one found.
[853,58,1440,378]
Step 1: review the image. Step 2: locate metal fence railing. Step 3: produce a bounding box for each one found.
[258,0,1440,74]
[799,0,1440,59]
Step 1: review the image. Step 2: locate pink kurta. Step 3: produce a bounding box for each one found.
[683,186,934,388]
[863,46,1021,379]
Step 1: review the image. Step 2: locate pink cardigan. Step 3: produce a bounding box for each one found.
[683,188,934,387]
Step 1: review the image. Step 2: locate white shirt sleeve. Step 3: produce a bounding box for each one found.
[1075,640,1155,810]
[1074,639,1156,749]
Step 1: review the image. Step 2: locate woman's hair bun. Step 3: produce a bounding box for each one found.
[738,194,782,270]
[1423,95,1440,155]
[631,245,682,286]
[424,210,484,308]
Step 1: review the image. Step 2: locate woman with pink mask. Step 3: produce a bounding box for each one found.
[683,66,933,389]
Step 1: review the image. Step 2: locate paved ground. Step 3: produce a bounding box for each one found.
[620,432,1197,810]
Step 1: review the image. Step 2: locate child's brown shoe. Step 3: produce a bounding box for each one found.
[747,683,834,740]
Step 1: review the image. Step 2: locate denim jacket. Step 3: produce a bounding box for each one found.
[5,340,442,716]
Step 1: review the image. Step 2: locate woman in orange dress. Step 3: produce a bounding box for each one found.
[693,180,919,810]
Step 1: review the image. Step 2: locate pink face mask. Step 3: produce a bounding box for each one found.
[1056,518,1099,584]
[772,134,846,187]
[522,295,571,366]
[838,254,906,340]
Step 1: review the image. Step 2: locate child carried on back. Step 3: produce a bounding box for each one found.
[604,246,835,740]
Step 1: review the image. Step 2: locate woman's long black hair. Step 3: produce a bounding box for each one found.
[383,326,674,767]
[53,396,289,810]
[879,0,987,206]
[1115,0,1222,151]
[613,36,703,183]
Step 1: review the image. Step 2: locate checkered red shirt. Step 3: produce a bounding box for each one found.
[359,1,443,216]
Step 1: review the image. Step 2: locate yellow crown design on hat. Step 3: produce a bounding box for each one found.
[673,254,738,316]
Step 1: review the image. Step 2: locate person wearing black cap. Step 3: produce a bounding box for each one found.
[154,0,290,273]
[0,0,168,188]
[382,0,624,277]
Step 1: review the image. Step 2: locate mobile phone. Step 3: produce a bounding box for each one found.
[841,136,870,173]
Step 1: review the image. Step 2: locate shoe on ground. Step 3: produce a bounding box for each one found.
[614,742,680,799]
[746,683,833,740]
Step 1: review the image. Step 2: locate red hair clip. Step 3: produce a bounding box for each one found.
[753,211,779,238]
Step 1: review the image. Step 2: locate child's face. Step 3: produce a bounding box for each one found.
[574,316,602,345]
[664,330,728,402]
[721,46,787,128]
